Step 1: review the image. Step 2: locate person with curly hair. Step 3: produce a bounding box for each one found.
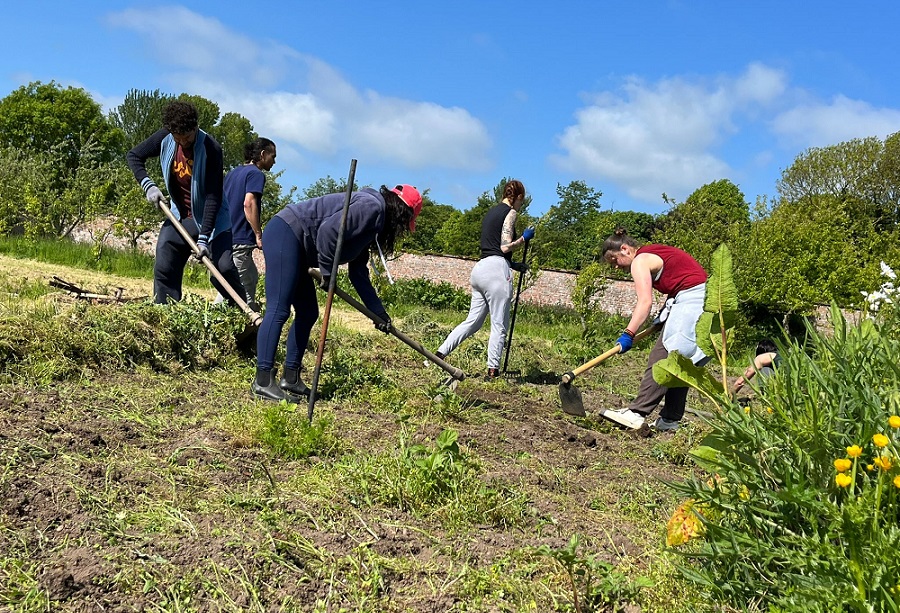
[251,184,423,401]
[126,100,246,305]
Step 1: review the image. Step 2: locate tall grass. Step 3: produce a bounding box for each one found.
[0,235,208,287]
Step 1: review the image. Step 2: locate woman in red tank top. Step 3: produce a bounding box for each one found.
[597,228,709,432]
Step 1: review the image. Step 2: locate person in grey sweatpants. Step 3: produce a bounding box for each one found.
[435,179,534,378]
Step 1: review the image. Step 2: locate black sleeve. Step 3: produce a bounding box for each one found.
[126,128,167,189]
[200,135,224,237]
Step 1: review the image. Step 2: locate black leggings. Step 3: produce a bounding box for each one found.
[256,217,319,371]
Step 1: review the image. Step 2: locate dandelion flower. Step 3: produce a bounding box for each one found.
[873,433,890,448]
[833,458,852,472]
[846,445,862,458]
[873,455,893,471]
[867,464,875,472]
[894,475,900,489]
[890,415,900,429]
[744,406,751,414]
[835,473,852,487]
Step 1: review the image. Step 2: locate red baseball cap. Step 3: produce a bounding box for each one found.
[390,184,422,231]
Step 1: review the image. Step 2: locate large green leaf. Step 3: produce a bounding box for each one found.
[702,244,739,315]
[652,351,724,398]
[696,311,737,358]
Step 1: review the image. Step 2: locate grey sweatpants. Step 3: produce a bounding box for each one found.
[215,244,260,311]
[438,256,512,369]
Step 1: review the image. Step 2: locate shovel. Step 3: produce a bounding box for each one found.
[156,199,263,331]
[308,267,465,387]
[558,326,659,416]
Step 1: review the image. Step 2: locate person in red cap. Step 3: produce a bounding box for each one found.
[251,184,422,401]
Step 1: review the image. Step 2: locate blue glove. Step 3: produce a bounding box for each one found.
[522,226,535,242]
[194,235,210,261]
[616,330,634,353]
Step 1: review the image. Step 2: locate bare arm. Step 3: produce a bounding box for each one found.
[500,209,526,253]
[625,254,655,333]
[732,352,777,393]
[243,192,263,248]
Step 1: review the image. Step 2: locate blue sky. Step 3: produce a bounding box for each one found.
[3,1,899,217]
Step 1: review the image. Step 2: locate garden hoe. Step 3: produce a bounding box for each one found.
[156,199,262,350]
[307,267,466,391]
[308,159,357,425]
[558,325,659,417]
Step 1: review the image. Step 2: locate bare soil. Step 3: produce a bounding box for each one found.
[0,261,710,612]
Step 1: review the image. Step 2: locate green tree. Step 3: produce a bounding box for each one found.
[209,112,256,170]
[398,197,454,253]
[108,88,174,153]
[0,81,123,170]
[652,179,750,270]
[435,178,530,259]
[536,181,603,270]
[176,93,221,131]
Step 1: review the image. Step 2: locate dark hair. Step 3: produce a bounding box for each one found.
[756,339,777,355]
[502,179,526,205]
[601,227,639,256]
[244,137,275,164]
[162,101,199,134]
[377,185,414,254]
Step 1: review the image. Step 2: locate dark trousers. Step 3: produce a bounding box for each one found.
[154,220,247,306]
[628,333,690,422]
[256,217,319,372]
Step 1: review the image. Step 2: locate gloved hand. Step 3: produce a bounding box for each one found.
[194,235,210,261]
[145,185,165,207]
[319,275,331,291]
[616,329,635,353]
[510,260,527,273]
[374,314,392,334]
[522,226,535,242]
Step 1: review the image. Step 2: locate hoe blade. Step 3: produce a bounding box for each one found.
[558,381,586,417]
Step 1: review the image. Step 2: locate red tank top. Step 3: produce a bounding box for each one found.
[636,244,707,296]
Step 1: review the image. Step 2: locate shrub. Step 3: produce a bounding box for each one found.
[669,293,900,610]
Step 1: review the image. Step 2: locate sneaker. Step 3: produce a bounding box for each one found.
[486,367,501,380]
[650,417,680,432]
[599,408,645,430]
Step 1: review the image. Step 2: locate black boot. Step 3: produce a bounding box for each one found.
[486,367,501,380]
[279,366,310,399]
[251,367,286,402]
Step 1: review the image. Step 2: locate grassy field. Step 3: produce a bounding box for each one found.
[0,255,731,612]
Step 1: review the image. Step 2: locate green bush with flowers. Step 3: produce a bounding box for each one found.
[663,258,900,611]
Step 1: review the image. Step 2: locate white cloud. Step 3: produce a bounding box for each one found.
[552,63,787,203]
[106,6,492,171]
[771,95,900,148]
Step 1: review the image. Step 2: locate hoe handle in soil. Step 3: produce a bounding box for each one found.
[308,267,465,382]
[502,239,529,373]
[560,325,659,384]
[156,199,262,327]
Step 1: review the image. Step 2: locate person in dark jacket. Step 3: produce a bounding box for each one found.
[126,100,246,305]
[252,184,422,401]
[433,179,533,378]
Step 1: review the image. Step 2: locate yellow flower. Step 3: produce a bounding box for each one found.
[835,473,852,488]
[873,433,890,448]
[890,415,900,429]
[846,445,863,458]
[833,458,852,472]
[873,455,893,471]
[744,406,751,414]
[766,406,774,414]
[894,475,900,489]
[867,464,875,472]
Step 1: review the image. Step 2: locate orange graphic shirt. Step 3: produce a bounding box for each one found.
[170,146,193,218]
